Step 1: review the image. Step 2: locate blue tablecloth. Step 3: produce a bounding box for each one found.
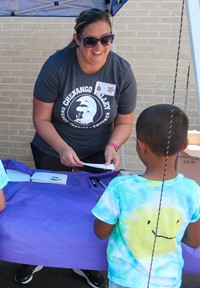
[0,159,200,273]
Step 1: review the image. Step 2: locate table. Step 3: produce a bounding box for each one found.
[0,159,117,270]
[0,159,200,273]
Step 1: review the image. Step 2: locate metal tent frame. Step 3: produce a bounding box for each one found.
[185,0,200,122]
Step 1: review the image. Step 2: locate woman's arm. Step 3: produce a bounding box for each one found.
[94,218,114,239]
[104,112,134,167]
[33,98,82,167]
[182,219,200,248]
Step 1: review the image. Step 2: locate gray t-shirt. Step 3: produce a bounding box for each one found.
[32,47,137,159]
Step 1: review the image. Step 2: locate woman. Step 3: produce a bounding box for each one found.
[14,8,137,288]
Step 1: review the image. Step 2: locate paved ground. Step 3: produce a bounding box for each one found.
[0,260,200,288]
[0,261,107,288]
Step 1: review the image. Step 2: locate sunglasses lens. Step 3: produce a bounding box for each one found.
[81,34,115,48]
[101,34,115,46]
[84,37,98,48]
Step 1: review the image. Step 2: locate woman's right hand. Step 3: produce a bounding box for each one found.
[59,146,83,168]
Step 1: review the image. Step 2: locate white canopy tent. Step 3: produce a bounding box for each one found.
[0,0,128,17]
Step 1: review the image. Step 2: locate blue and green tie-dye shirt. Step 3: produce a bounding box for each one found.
[92,174,200,288]
[0,160,8,190]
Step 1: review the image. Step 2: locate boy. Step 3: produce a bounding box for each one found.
[92,104,200,288]
[0,160,8,211]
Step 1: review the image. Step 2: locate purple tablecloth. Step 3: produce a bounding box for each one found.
[0,159,118,270]
[0,159,200,273]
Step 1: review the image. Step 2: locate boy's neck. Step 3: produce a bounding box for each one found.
[142,169,178,181]
[141,155,178,181]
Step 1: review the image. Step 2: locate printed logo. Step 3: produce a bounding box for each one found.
[61,85,112,129]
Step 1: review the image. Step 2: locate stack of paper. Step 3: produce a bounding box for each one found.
[83,162,115,170]
[6,169,31,182]
[31,172,68,185]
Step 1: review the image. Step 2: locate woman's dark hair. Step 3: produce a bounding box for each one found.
[136,104,189,155]
[68,8,112,48]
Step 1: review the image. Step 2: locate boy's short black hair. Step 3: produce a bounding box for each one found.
[136,104,189,155]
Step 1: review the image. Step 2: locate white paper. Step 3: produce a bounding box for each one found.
[31,172,68,185]
[6,169,31,182]
[83,162,115,170]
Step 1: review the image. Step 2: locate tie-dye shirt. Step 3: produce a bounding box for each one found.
[0,160,8,189]
[92,174,200,288]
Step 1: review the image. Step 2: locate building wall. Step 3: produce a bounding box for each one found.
[0,0,199,170]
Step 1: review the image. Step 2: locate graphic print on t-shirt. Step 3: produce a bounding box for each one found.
[61,84,116,129]
[74,95,97,125]
[125,205,183,259]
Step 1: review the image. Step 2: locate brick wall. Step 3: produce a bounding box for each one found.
[0,0,198,170]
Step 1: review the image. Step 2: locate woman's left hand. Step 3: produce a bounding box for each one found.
[104,145,121,169]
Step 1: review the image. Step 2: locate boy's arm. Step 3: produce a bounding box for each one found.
[94,218,114,239]
[0,189,6,211]
[182,219,200,248]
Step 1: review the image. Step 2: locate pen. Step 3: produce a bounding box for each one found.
[96,178,107,189]
[90,178,97,187]
[50,176,62,181]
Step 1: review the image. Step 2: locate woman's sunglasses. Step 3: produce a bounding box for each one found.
[78,33,115,48]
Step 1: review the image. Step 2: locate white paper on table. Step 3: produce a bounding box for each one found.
[83,162,115,170]
[6,169,31,182]
[31,172,68,185]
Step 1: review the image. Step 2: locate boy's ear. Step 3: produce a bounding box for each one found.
[180,138,189,152]
[137,139,147,153]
